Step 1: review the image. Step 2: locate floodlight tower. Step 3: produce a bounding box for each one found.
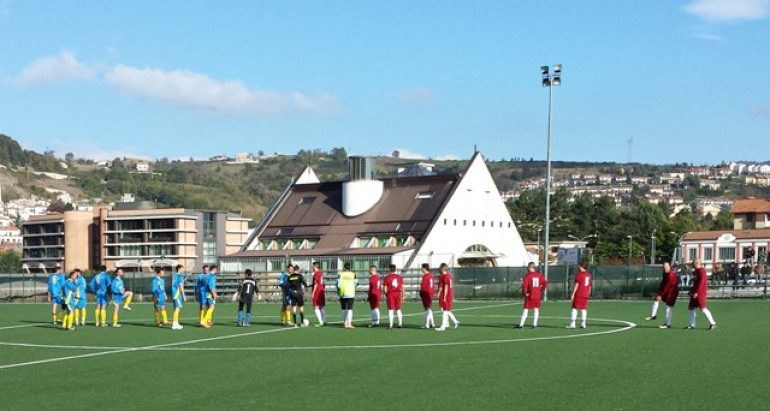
[540,64,561,301]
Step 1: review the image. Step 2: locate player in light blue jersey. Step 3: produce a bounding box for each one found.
[195,265,209,327]
[47,264,65,324]
[201,265,219,327]
[171,264,186,330]
[151,267,169,327]
[61,269,81,331]
[75,272,88,326]
[110,268,133,327]
[89,265,112,327]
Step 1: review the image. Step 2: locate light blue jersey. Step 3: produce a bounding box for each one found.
[205,273,217,305]
[75,276,87,309]
[152,276,166,306]
[89,272,111,305]
[195,273,208,304]
[111,277,125,304]
[48,272,65,304]
[172,273,185,308]
[63,279,78,309]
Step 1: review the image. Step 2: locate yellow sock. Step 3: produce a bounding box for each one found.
[102,309,107,324]
[94,308,101,324]
[124,295,133,307]
[154,311,160,324]
[61,313,68,329]
[80,308,87,324]
[68,312,74,329]
[199,309,205,324]
[172,310,179,324]
[74,309,80,325]
[161,310,168,323]
[52,313,57,323]
[113,311,119,325]
[205,307,214,323]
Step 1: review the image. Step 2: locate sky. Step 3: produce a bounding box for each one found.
[1,0,768,165]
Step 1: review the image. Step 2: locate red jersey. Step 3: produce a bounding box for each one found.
[691,267,708,297]
[420,273,435,294]
[384,273,403,297]
[312,270,325,295]
[522,271,548,301]
[573,270,592,299]
[657,269,678,298]
[368,274,381,297]
[439,272,453,304]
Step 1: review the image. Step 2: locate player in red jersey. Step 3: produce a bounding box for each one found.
[517,262,548,329]
[383,264,404,329]
[646,262,679,328]
[311,261,327,327]
[687,258,717,330]
[419,263,436,329]
[436,263,459,331]
[366,265,382,327]
[567,261,592,329]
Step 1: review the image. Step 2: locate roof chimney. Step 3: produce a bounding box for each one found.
[342,156,383,217]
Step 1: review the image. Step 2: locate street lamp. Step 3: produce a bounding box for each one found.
[541,63,561,302]
[537,227,543,266]
[568,234,596,265]
[650,230,657,265]
[626,235,633,263]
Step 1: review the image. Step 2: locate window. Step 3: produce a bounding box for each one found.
[718,247,735,261]
[415,191,434,200]
[277,228,294,236]
[703,246,713,261]
[203,241,217,264]
[688,247,697,262]
[119,245,141,257]
[202,213,216,239]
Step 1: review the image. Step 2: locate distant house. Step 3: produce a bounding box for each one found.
[731,198,770,230]
[221,153,531,273]
[136,162,149,172]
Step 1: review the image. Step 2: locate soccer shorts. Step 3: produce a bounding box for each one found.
[63,302,74,312]
[75,297,87,309]
[386,294,402,310]
[283,293,293,307]
[154,296,166,308]
[51,295,63,305]
[440,298,453,311]
[340,297,354,310]
[95,293,108,306]
[198,292,208,305]
[419,291,433,309]
[205,297,216,306]
[524,297,542,309]
[312,292,325,308]
[112,294,124,305]
[290,292,304,307]
[239,293,254,304]
[367,294,381,310]
[662,292,678,307]
[688,295,706,310]
[173,296,184,308]
[572,297,589,310]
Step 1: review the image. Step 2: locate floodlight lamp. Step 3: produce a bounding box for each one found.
[553,64,562,73]
[542,78,551,87]
[540,66,549,75]
[552,76,561,86]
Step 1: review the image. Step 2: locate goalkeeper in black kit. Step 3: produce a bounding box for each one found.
[287,269,309,327]
[236,269,258,327]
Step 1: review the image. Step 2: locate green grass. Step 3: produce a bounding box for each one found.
[0,300,768,410]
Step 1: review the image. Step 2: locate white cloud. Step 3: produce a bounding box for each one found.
[396,87,436,103]
[434,154,460,161]
[748,104,770,118]
[683,0,769,23]
[17,50,96,85]
[105,65,341,117]
[392,148,428,159]
[689,27,725,41]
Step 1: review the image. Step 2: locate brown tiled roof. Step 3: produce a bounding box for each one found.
[683,228,770,241]
[241,173,460,257]
[730,198,770,214]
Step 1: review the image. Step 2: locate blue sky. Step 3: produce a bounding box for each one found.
[1,0,768,164]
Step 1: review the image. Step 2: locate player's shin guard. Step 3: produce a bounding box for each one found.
[172,310,179,325]
[688,310,696,327]
[60,312,69,329]
[441,311,449,329]
[341,309,348,325]
[73,309,80,325]
[161,310,168,324]
[396,310,403,326]
[388,310,394,327]
[665,306,673,325]
[67,311,74,329]
[205,307,214,324]
[346,309,353,326]
[519,309,529,327]
[52,313,58,324]
[94,308,101,325]
[651,300,660,317]
[124,294,132,308]
[237,310,243,324]
[569,308,578,326]
[580,309,587,326]
[154,311,160,324]
[426,308,434,327]
[702,308,716,325]
[80,308,87,325]
[533,308,540,327]
[101,309,107,324]
[314,308,323,325]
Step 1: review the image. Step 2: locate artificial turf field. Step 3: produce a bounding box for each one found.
[0,300,768,410]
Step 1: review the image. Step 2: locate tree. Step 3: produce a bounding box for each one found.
[65,152,75,164]
[0,250,22,273]
[330,147,348,163]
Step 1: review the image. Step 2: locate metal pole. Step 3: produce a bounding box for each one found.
[543,81,553,302]
[650,235,656,265]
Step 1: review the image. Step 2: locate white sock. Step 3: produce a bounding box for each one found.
[321,308,326,323]
[665,306,672,325]
[314,308,324,324]
[688,310,696,327]
[346,309,353,326]
[425,309,432,327]
[651,301,659,317]
[371,309,378,324]
[533,309,540,327]
[388,310,394,327]
[569,308,577,326]
[448,311,458,325]
[342,309,348,325]
[397,310,403,326]
[580,309,587,326]
[519,309,529,327]
[441,311,449,328]
[702,308,716,325]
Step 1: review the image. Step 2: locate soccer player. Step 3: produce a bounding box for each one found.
[74,268,88,326]
[337,262,358,329]
[171,264,186,330]
[195,265,209,326]
[419,263,435,329]
[517,262,548,329]
[287,267,309,327]
[367,265,382,327]
[383,264,404,329]
[110,268,133,327]
[152,267,169,327]
[201,265,219,328]
[278,265,294,326]
[436,263,459,331]
[646,262,679,328]
[311,262,327,327]
[47,264,65,324]
[687,258,718,330]
[89,265,111,327]
[61,269,81,330]
[567,262,592,329]
[236,269,258,327]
